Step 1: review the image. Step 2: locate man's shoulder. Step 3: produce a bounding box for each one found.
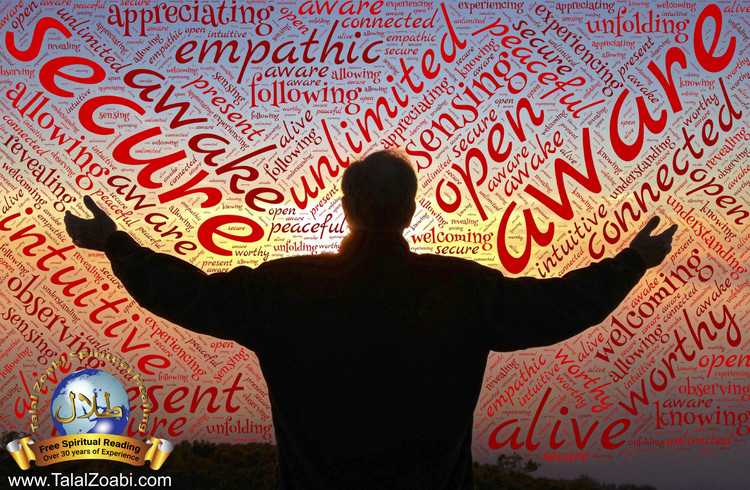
[255,251,500,280]
[257,253,340,273]
[409,252,495,276]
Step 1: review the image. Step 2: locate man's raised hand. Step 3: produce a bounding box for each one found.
[629,216,678,268]
[64,196,117,251]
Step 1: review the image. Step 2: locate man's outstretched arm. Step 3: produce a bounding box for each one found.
[65,197,261,343]
[484,217,677,351]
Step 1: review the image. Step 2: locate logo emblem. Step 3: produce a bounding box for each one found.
[6,350,172,470]
[51,368,130,436]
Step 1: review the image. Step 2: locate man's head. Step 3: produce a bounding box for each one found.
[341,150,417,232]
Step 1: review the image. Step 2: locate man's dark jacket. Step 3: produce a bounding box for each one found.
[105,229,646,490]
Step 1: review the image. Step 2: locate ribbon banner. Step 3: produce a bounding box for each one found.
[6,434,173,471]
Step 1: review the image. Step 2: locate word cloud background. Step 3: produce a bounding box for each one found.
[0,1,748,488]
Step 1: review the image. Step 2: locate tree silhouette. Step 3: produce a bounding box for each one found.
[0,432,656,489]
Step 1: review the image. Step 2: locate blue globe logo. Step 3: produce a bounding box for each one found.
[50,369,129,436]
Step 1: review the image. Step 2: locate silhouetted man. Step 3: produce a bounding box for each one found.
[65,150,676,490]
